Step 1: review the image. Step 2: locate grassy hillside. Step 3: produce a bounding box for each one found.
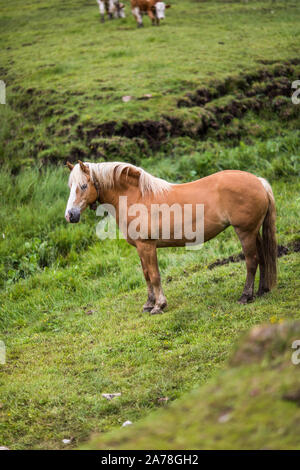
[83,321,300,450]
[0,175,299,449]
[0,0,299,450]
[1,0,300,168]
[2,0,299,118]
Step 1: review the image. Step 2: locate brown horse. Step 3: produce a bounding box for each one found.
[65,161,277,314]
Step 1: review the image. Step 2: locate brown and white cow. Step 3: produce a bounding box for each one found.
[97,0,125,23]
[130,0,171,27]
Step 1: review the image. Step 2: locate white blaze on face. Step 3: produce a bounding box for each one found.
[65,183,77,221]
[155,2,165,19]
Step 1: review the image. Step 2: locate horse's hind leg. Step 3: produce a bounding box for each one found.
[234,228,259,304]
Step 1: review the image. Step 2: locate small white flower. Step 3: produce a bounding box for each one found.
[62,439,72,444]
[102,393,121,400]
[218,412,232,423]
[122,95,132,103]
[122,420,132,427]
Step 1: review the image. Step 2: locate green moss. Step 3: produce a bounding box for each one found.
[83,322,300,450]
[89,136,149,164]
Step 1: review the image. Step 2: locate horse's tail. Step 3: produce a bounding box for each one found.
[258,178,277,291]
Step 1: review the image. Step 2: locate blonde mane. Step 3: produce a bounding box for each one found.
[69,162,172,196]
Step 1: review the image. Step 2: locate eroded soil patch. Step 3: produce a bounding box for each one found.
[5,59,300,166]
[208,240,300,270]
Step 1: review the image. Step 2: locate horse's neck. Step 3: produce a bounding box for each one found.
[99,171,140,208]
[100,184,141,210]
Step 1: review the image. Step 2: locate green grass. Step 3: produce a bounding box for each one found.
[0,133,299,288]
[0,177,299,449]
[2,0,299,122]
[0,165,98,287]
[1,0,300,168]
[83,321,300,450]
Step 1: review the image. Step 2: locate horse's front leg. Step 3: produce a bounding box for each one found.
[136,241,167,315]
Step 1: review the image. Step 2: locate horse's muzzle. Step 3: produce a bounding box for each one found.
[68,208,80,223]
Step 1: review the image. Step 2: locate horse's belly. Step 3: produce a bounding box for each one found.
[124,201,228,248]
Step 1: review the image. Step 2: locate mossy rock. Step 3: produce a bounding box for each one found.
[82,322,300,450]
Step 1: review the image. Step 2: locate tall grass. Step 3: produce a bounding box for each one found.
[0,166,96,286]
[0,129,299,288]
[144,130,300,181]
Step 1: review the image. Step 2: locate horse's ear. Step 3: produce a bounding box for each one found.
[66,161,74,172]
[78,160,89,175]
[166,4,171,8]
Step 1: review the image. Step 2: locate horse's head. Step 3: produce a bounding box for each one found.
[65,161,99,223]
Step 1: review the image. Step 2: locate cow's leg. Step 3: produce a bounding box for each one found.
[114,0,124,18]
[136,241,167,315]
[132,7,143,27]
[234,228,259,304]
[114,0,120,17]
[147,9,156,25]
[108,0,114,19]
[119,6,126,18]
[98,0,105,22]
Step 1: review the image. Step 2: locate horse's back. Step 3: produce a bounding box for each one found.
[205,170,269,230]
[171,170,267,204]
[174,169,264,190]
[170,170,269,233]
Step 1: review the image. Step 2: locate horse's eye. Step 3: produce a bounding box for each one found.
[80,184,88,191]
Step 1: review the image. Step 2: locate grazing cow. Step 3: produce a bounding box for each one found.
[131,0,171,27]
[97,0,125,23]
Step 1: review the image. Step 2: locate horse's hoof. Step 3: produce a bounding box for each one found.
[137,23,144,28]
[256,288,270,297]
[143,306,153,312]
[150,302,167,314]
[238,294,254,304]
[150,306,163,315]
